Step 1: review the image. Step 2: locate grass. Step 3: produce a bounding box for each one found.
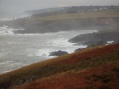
[13,62,119,89]
[26,9,119,22]
[0,43,119,89]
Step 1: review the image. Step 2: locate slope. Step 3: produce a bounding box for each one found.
[0,43,119,89]
[2,9,119,34]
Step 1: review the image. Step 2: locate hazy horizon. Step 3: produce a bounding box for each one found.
[0,0,119,18]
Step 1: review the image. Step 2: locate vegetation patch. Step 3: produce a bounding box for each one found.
[0,43,119,89]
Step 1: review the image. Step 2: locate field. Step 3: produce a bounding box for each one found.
[29,9,119,21]
[2,9,119,34]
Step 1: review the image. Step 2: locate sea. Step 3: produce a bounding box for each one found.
[0,25,97,74]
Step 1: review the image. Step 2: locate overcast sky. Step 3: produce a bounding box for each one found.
[0,0,119,18]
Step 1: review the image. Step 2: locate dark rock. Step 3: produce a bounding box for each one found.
[49,50,68,56]
[74,41,106,52]
[75,48,84,52]
[86,41,106,48]
[69,30,119,47]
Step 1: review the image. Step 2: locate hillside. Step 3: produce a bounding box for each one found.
[0,43,119,89]
[25,6,119,17]
[1,7,119,34]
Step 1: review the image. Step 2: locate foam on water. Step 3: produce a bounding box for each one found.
[0,26,98,74]
[107,41,114,44]
[0,25,25,35]
[34,30,95,57]
[0,25,15,35]
[0,14,31,21]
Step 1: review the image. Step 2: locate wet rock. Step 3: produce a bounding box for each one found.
[49,50,68,56]
[75,48,84,52]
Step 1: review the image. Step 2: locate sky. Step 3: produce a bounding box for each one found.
[0,0,119,18]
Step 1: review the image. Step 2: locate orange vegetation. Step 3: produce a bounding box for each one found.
[15,63,119,89]
[0,43,119,89]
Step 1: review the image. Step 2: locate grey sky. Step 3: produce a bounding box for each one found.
[0,0,119,18]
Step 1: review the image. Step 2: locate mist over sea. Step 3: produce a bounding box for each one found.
[0,25,97,74]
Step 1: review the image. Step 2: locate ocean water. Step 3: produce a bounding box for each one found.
[0,25,97,74]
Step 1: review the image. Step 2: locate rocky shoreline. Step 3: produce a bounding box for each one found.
[69,30,119,47]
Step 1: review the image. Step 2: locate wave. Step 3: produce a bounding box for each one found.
[0,25,24,35]
[35,44,88,58]
[0,29,97,74]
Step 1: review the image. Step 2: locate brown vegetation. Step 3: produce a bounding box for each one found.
[14,63,119,89]
[0,43,119,89]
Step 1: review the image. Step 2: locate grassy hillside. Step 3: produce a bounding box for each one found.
[2,9,119,34]
[0,43,119,89]
[30,9,119,21]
